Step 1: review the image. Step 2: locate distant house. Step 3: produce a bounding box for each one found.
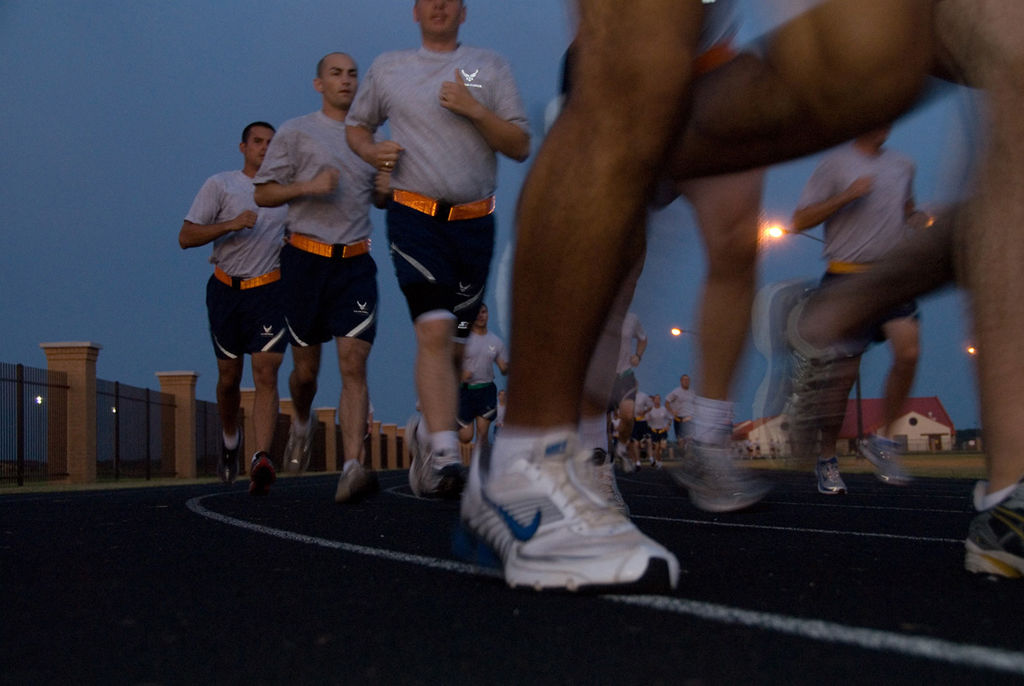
[742,396,956,456]
[836,396,955,452]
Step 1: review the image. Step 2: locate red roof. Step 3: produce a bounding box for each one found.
[837,396,954,438]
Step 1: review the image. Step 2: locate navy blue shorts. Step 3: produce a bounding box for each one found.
[386,202,494,338]
[609,369,639,412]
[650,429,668,444]
[630,419,651,442]
[820,271,919,345]
[206,276,288,360]
[280,243,378,346]
[457,382,498,426]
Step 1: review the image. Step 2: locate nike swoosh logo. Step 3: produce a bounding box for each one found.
[482,490,541,542]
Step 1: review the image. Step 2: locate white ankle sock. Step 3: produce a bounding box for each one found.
[222,431,239,450]
[491,426,575,472]
[691,396,734,445]
[430,430,459,456]
[974,480,1019,511]
[577,415,607,453]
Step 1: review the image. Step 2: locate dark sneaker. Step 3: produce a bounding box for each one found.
[965,481,1024,578]
[815,457,847,495]
[219,428,242,484]
[667,441,771,512]
[858,434,912,485]
[283,420,316,474]
[334,461,379,503]
[249,451,276,496]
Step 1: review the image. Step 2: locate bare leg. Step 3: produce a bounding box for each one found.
[935,0,1024,491]
[670,0,935,180]
[215,358,244,438]
[504,0,702,430]
[798,215,956,347]
[249,352,283,453]
[580,259,643,431]
[679,169,763,400]
[878,319,919,438]
[337,337,371,466]
[289,344,321,424]
[414,316,458,438]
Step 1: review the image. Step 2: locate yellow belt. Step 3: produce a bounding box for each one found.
[214,266,280,290]
[392,189,495,222]
[827,260,872,274]
[288,233,371,259]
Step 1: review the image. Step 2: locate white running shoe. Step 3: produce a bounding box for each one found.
[406,414,466,499]
[283,420,316,474]
[458,433,679,592]
[580,448,629,517]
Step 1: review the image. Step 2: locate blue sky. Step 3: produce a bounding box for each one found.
[0,1,980,430]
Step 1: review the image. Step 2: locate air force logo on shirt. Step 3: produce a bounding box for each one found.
[460,68,482,89]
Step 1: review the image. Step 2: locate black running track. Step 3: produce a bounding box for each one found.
[3,469,1023,685]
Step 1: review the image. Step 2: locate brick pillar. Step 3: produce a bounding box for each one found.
[369,420,383,470]
[156,371,199,479]
[40,342,101,483]
[400,425,410,468]
[315,407,338,472]
[381,423,398,469]
[279,398,295,422]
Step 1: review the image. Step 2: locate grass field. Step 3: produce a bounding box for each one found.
[747,452,987,479]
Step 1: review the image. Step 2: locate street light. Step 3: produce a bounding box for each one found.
[759,216,824,244]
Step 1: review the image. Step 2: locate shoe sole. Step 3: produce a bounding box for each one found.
[249,463,276,496]
[505,556,677,594]
[965,539,1024,578]
[666,465,771,513]
[455,520,678,593]
[857,444,912,486]
[436,464,466,500]
[334,470,380,503]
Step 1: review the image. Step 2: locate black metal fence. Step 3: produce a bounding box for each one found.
[95,379,176,480]
[0,363,69,485]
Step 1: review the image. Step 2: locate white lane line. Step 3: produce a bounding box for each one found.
[606,595,1024,677]
[632,514,963,544]
[630,493,969,514]
[185,493,499,580]
[186,493,1024,677]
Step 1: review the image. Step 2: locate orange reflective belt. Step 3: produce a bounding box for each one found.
[694,42,736,76]
[213,266,281,290]
[392,189,495,221]
[287,233,371,259]
[827,261,872,274]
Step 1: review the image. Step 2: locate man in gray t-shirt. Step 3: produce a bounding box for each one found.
[179,121,287,492]
[254,52,390,503]
[790,125,925,494]
[346,0,529,499]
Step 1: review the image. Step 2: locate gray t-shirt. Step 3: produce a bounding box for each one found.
[185,170,287,278]
[254,110,375,245]
[665,385,695,420]
[462,330,506,384]
[347,44,528,204]
[797,143,915,264]
[616,312,647,374]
